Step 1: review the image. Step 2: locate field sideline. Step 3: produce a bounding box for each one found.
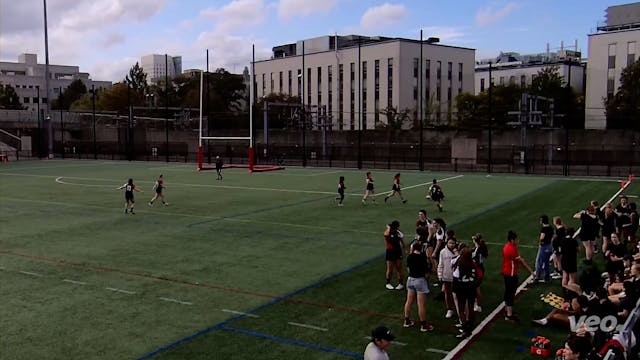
[0,159,632,359]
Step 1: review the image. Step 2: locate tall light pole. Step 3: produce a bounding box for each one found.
[302,40,307,167]
[92,85,97,159]
[357,37,362,169]
[419,30,424,171]
[43,0,52,158]
[36,86,41,158]
[165,53,169,163]
[488,62,493,173]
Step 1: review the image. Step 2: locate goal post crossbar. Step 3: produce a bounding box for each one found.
[201,136,251,140]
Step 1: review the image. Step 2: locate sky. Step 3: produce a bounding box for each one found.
[0,0,633,83]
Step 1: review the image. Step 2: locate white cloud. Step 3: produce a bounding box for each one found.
[200,0,266,33]
[360,3,407,30]
[475,3,519,28]
[278,0,337,20]
[193,31,270,72]
[421,26,469,44]
[90,57,138,83]
[99,33,126,48]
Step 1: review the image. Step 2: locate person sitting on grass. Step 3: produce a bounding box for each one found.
[532,283,589,329]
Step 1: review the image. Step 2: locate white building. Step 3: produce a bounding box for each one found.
[141,54,182,85]
[585,2,640,129]
[0,53,111,112]
[253,35,475,130]
[475,50,585,95]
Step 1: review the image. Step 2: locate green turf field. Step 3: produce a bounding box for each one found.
[0,160,634,359]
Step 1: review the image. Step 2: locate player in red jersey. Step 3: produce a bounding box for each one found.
[336,176,346,206]
[362,172,376,204]
[384,173,407,204]
[148,174,168,207]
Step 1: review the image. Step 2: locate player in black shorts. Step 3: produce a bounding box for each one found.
[117,178,142,214]
[427,179,445,212]
[384,173,407,204]
[148,174,168,206]
[362,172,376,204]
[215,156,223,180]
[336,176,346,207]
[385,220,406,290]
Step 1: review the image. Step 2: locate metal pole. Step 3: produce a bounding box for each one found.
[357,37,362,169]
[419,30,424,171]
[206,49,211,164]
[302,40,306,167]
[92,84,97,159]
[251,45,255,150]
[60,106,64,159]
[36,86,41,158]
[127,83,132,161]
[564,61,572,176]
[165,54,169,162]
[43,0,52,158]
[487,62,493,173]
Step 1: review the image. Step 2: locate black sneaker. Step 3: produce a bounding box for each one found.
[402,199,407,204]
[384,197,388,203]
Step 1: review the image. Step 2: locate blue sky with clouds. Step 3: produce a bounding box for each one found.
[0,0,632,82]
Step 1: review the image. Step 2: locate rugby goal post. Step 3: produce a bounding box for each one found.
[196,54,284,173]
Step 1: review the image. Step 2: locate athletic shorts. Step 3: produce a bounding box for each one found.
[386,249,403,261]
[155,186,163,194]
[407,277,429,294]
[392,184,400,192]
[125,192,134,201]
[366,183,374,191]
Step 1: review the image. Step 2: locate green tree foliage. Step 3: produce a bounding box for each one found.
[455,84,524,128]
[53,79,87,110]
[255,93,302,129]
[0,84,24,110]
[124,62,148,95]
[606,59,640,129]
[377,106,412,129]
[207,68,246,113]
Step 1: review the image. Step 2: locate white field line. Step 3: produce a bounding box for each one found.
[442,179,633,360]
[1,196,381,235]
[63,279,86,285]
[55,177,111,187]
[375,174,464,197]
[106,287,136,295]
[426,348,450,354]
[0,266,5,270]
[19,270,43,277]
[159,297,192,306]
[287,322,328,332]
[361,336,407,347]
[221,309,260,318]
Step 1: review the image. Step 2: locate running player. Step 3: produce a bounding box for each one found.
[148,174,168,206]
[215,156,223,180]
[427,178,445,212]
[362,172,376,204]
[384,173,407,204]
[117,178,142,214]
[336,176,346,207]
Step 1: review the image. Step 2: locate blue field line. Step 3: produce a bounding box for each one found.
[134,254,383,359]
[219,325,363,358]
[186,196,331,228]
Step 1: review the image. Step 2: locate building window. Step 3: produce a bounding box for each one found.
[509,76,516,85]
[279,71,283,93]
[42,98,48,104]
[374,60,380,125]
[520,75,526,88]
[307,68,312,106]
[288,70,292,96]
[499,76,505,85]
[328,65,333,129]
[387,58,393,108]
[270,72,274,93]
[447,62,452,81]
[317,67,322,107]
[608,43,616,69]
[628,41,636,66]
[24,97,30,103]
[350,62,355,130]
[436,61,441,102]
[262,73,266,97]
[339,64,344,130]
[362,61,367,130]
[297,69,302,98]
[33,97,39,103]
[458,63,463,82]
[425,59,431,120]
[480,78,485,93]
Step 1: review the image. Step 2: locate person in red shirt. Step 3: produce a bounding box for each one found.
[384,173,407,204]
[502,230,533,322]
[148,174,168,207]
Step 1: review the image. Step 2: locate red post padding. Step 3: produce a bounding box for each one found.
[248,147,254,173]
[197,146,203,171]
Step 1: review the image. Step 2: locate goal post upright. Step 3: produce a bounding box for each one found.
[249,43,255,173]
[198,70,204,171]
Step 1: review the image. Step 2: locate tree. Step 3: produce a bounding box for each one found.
[377,106,412,129]
[125,62,148,94]
[455,84,524,129]
[530,66,565,96]
[0,84,24,110]
[606,59,640,129]
[255,93,302,129]
[53,79,87,110]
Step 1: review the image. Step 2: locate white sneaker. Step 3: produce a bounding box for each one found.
[395,283,404,290]
[385,284,394,290]
[445,310,455,318]
[474,304,482,312]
